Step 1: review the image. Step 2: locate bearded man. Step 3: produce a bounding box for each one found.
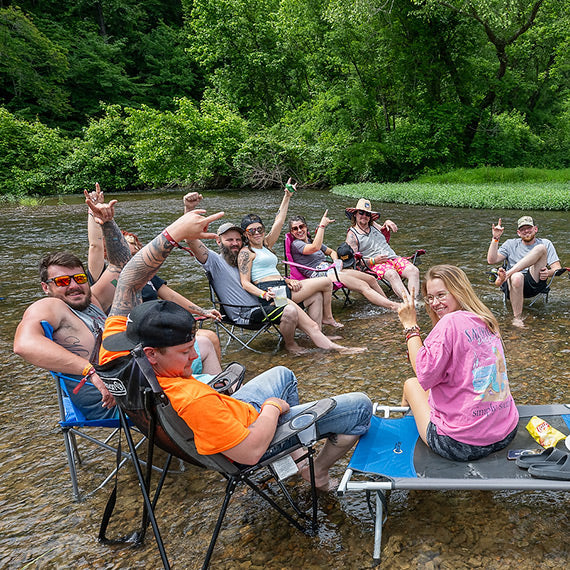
[487,215,561,328]
[182,193,342,354]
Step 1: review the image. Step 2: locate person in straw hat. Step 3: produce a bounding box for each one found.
[344,198,421,302]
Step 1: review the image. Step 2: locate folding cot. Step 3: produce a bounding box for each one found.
[338,403,570,566]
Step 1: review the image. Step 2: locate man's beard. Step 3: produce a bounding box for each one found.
[65,288,92,311]
[220,244,239,267]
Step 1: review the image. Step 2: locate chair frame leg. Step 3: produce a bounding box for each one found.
[117,409,171,569]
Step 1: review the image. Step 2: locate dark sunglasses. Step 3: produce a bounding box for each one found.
[45,273,89,287]
[356,210,372,217]
[290,224,306,232]
[246,226,265,235]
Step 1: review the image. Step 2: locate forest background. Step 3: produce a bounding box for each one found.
[1,0,569,198]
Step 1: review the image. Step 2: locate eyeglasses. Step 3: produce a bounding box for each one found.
[356,210,372,217]
[290,224,306,232]
[423,291,449,305]
[45,273,89,287]
[246,226,265,235]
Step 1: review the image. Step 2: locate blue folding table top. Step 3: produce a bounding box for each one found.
[346,404,570,490]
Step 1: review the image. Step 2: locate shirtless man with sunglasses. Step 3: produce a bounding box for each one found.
[13,194,131,419]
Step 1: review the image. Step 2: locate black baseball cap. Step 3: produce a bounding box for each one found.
[241,214,264,230]
[337,242,356,269]
[103,300,195,351]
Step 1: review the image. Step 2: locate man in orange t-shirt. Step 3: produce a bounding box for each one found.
[101,208,372,490]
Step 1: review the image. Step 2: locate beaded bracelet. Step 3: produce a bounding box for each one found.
[405,331,421,342]
[403,324,420,336]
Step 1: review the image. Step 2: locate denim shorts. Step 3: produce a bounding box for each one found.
[426,422,517,462]
[232,366,373,459]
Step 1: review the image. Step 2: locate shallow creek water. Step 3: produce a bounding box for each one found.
[0,189,569,569]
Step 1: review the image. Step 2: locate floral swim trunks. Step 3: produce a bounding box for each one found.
[369,256,412,279]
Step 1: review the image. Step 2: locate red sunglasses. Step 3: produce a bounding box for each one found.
[45,273,89,287]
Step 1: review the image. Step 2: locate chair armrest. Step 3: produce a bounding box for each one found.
[208,362,246,395]
[270,398,337,448]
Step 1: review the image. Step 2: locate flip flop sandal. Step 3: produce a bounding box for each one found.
[515,447,567,469]
[528,454,570,481]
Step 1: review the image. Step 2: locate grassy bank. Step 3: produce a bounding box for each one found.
[331,168,570,210]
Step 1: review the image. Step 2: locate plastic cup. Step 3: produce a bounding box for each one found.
[273,285,288,307]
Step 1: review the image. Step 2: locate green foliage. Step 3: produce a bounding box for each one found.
[0,7,70,119]
[57,105,139,193]
[332,176,570,211]
[417,167,570,184]
[0,107,70,196]
[468,111,546,167]
[126,98,249,187]
[2,1,570,195]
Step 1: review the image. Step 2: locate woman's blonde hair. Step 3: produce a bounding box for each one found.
[422,265,500,336]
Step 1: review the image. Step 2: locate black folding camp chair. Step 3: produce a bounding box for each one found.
[96,348,336,569]
[40,321,146,501]
[486,265,568,307]
[205,271,283,354]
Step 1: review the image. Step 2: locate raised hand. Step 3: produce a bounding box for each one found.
[85,189,118,224]
[319,209,335,228]
[171,209,224,242]
[86,182,105,204]
[382,219,398,233]
[183,192,203,213]
[397,287,418,328]
[492,218,504,240]
[284,177,297,195]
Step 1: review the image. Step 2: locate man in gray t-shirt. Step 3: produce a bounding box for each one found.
[487,215,561,328]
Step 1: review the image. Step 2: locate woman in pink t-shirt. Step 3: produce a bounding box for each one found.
[397,265,518,461]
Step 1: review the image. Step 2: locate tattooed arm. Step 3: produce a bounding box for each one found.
[237,247,273,301]
[85,193,132,312]
[185,238,210,264]
[109,210,224,317]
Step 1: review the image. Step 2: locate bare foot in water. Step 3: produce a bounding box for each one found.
[335,345,367,354]
[494,267,508,287]
[323,319,344,329]
[512,316,525,328]
[326,335,343,341]
[299,465,339,492]
[286,344,311,355]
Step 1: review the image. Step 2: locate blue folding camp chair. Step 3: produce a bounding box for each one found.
[40,320,146,501]
[338,403,570,566]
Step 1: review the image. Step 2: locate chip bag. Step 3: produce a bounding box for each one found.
[526,416,566,448]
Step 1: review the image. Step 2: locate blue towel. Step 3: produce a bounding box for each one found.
[348,415,419,478]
